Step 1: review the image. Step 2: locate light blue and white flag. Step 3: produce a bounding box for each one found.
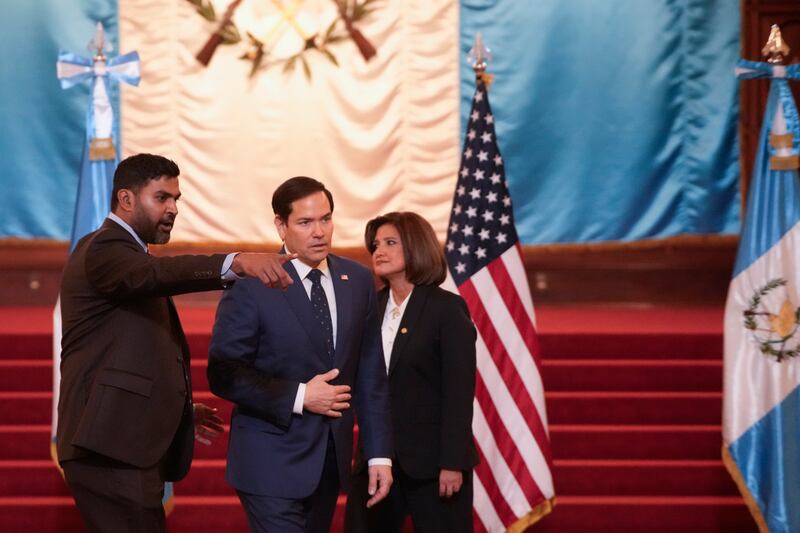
[723,53,800,532]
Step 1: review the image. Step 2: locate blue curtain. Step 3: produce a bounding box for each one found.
[0,0,117,239]
[460,0,740,244]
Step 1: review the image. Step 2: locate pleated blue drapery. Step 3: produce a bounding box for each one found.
[0,0,118,239]
[460,0,741,244]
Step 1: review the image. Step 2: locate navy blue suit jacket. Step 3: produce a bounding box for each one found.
[208,254,392,498]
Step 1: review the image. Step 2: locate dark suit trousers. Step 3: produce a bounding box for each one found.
[237,436,340,533]
[62,453,166,533]
[345,465,474,533]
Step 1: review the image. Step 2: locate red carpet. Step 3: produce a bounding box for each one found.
[0,306,757,532]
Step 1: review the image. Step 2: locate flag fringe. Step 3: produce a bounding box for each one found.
[506,497,556,533]
[721,446,769,533]
[50,439,64,478]
[163,495,175,517]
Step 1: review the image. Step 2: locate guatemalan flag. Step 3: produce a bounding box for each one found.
[723,58,800,532]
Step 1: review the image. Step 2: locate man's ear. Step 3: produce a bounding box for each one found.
[274,214,287,241]
[116,189,135,213]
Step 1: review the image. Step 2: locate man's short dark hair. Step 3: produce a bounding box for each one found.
[111,153,180,210]
[272,176,334,221]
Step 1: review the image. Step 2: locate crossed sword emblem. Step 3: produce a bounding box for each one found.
[196,0,376,68]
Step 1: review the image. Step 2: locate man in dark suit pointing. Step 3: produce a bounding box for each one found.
[57,153,295,532]
[208,176,393,532]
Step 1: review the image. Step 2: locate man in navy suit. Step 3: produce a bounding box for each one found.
[208,176,393,532]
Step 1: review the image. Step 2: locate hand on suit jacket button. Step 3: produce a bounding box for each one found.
[366,464,393,508]
[193,403,225,446]
[439,468,463,498]
[303,368,351,417]
[231,252,298,289]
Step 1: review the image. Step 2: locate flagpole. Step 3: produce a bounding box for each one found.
[724,24,800,533]
[451,32,556,533]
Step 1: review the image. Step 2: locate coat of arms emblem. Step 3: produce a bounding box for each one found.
[743,278,800,362]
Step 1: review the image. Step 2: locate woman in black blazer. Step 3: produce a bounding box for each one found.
[344,211,479,533]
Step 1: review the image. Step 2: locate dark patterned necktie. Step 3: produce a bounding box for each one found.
[307,269,334,361]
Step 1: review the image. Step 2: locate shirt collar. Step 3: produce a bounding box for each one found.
[284,244,329,280]
[388,287,413,312]
[108,212,148,253]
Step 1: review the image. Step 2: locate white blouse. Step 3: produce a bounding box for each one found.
[381,288,413,374]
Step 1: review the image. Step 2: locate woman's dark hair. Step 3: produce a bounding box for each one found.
[272,176,334,221]
[111,153,180,210]
[365,211,447,286]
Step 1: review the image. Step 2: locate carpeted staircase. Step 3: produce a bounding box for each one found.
[0,307,758,532]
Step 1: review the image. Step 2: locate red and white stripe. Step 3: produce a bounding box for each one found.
[456,244,554,531]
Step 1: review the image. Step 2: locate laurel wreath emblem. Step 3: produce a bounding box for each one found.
[187,0,381,79]
[743,278,800,362]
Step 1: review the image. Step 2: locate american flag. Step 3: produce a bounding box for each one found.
[445,78,555,532]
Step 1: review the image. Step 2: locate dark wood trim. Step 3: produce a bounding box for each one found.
[0,235,737,268]
[0,235,737,306]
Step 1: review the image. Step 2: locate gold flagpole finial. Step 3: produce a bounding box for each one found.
[88,22,112,62]
[762,24,790,65]
[468,32,494,85]
[468,32,489,74]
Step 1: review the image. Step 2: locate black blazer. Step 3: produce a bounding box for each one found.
[363,284,479,479]
[56,219,227,480]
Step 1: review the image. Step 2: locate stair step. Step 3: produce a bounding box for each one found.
[0,392,234,425]
[0,423,722,462]
[0,391,722,425]
[0,425,55,460]
[1,391,724,426]
[0,496,251,532]
[0,461,71,497]
[0,335,52,360]
[539,332,721,359]
[0,331,722,362]
[0,494,348,532]
[547,392,721,424]
[541,359,721,391]
[0,360,51,391]
[0,358,724,394]
[534,496,757,533]
[551,460,739,496]
[0,495,754,533]
[549,424,722,460]
[0,424,232,461]
[0,458,739,498]
[175,459,741,499]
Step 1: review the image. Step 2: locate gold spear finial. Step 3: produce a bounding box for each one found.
[762,24,790,65]
[88,22,112,61]
[762,25,799,170]
[468,32,494,86]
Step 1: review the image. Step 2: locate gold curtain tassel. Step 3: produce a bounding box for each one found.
[478,72,494,87]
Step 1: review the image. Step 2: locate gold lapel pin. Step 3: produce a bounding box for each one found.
[400,327,408,334]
